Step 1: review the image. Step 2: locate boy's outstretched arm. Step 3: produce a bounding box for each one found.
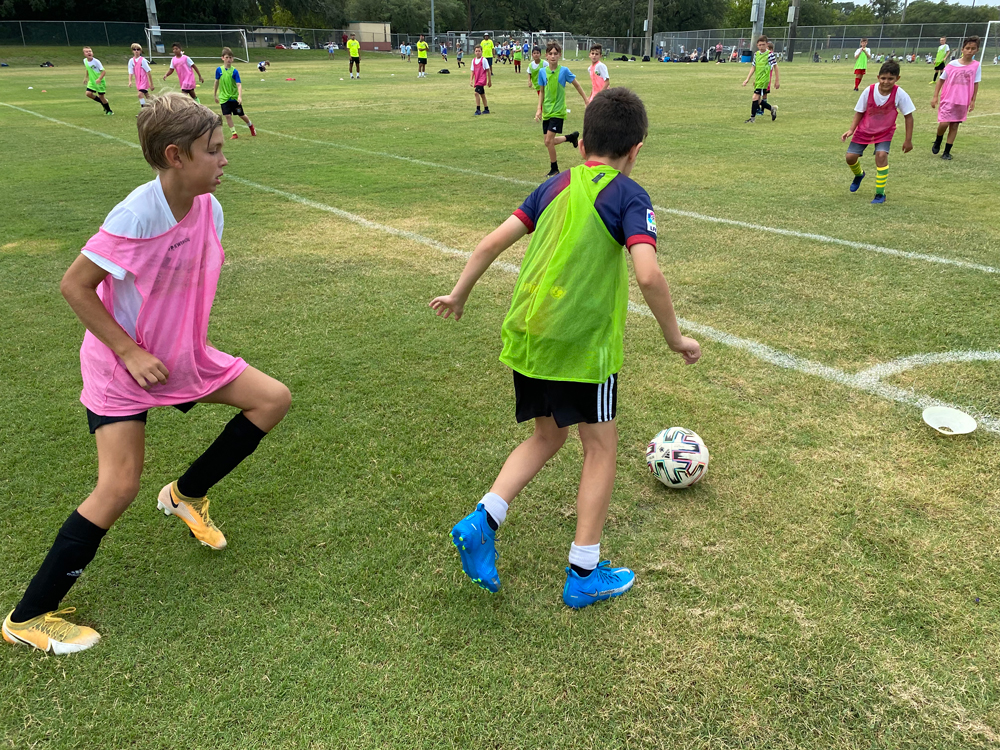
[630,244,701,364]
[429,215,528,320]
[61,255,170,387]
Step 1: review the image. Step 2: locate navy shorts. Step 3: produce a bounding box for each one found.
[513,371,618,428]
[220,99,244,116]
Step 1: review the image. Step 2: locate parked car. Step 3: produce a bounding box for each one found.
[289,42,310,50]
[274,44,287,49]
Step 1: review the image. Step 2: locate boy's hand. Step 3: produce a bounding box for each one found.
[535,108,542,121]
[773,82,779,90]
[969,100,976,112]
[429,294,465,320]
[841,129,855,142]
[741,79,748,87]
[122,348,170,388]
[901,140,913,153]
[237,95,242,104]
[214,95,220,103]
[669,336,701,364]
[198,76,204,83]
[931,97,938,108]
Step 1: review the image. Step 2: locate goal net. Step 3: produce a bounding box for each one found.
[145,27,249,63]
[981,20,999,64]
[531,32,580,58]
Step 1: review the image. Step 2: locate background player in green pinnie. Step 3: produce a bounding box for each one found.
[535,41,589,177]
[430,87,701,609]
[82,46,113,115]
[741,35,778,123]
[214,47,257,140]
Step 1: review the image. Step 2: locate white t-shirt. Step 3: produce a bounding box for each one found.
[127,57,151,75]
[591,61,609,80]
[854,48,870,60]
[84,58,104,75]
[854,85,916,116]
[82,177,224,338]
[940,59,982,83]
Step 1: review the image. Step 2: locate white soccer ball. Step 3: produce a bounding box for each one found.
[646,427,709,489]
[28,86,33,89]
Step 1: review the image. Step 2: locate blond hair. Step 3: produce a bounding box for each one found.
[137,92,222,171]
[221,46,233,57]
[131,43,143,52]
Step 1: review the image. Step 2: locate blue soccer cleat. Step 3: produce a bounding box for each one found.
[871,194,886,204]
[562,560,635,609]
[450,504,500,593]
[850,170,865,192]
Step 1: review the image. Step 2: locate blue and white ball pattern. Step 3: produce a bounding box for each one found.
[646,427,709,489]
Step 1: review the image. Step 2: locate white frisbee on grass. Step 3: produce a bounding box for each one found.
[922,406,977,435]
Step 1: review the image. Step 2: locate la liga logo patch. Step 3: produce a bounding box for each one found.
[646,209,657,233]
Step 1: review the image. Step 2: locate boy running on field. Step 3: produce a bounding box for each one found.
[417,34,429,77]
[82,47,113,115]
[214,47,256,139]
[471,44,492,115]
[741,35,778,122]
[758,41,779,120]
[853,38,872,91]
[841,60,914,204]
[931,37,950,83]
[163,43,204,101]
[931,36,981,160]
[2,93,291,654]
[430,87,701,608]
[587,44,610,102]
[456,46,464,67]
[347,33,361,79]
[127,44,153,110]
[536,41,588,176]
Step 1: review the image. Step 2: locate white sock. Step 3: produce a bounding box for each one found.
[139,97,146,106]
[480,492,508,527]
[568,542,600,571]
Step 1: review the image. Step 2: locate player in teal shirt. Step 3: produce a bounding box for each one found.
[430,88,700,608]
[214,47,256,139]
[535,41,589,176]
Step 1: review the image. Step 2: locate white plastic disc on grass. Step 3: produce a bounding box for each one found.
[922,406,976,435]
[28,86,33,89]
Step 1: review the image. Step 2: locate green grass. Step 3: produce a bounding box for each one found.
[1,47,999,749]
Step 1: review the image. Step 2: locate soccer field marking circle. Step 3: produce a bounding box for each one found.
[3,102,998,435]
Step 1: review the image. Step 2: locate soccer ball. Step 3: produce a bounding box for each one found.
[646,427,709,489]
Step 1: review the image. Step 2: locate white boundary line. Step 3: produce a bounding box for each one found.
[4,101,999,434]
[255,126,1000,276]
[967,111,1000,118]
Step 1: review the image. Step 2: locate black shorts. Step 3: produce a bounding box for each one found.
[86,88,105,95]
[513,371,618,428]
[181,88,197,98]
[935,61,946,71]
[418,57,427,65]
[485,57,493,69]
[86,402,197,435]
[258,64,266,72]
[753,88,768,96]
[350,56,360,64]
[138,88,149,95]
[474,84,486,94]
[543,117,564,135]
[220,99,244,116]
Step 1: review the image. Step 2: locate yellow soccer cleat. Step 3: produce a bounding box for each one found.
[3,608,101,654]
[156,482,227,550]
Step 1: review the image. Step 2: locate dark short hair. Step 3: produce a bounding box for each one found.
[962,35,980,50]
[546,40,562,54]
[757,35,768,43]
[879,60,900,76]
[171,42,182,49]
[582,87,647,159]
[590,43,602,52]
[532,46,541,54]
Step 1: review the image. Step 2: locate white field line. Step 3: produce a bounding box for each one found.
[967,111,1000,118]
[256,126,1000,276]
[4,101,999,434]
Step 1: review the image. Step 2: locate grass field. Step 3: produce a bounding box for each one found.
[1,45,999,749]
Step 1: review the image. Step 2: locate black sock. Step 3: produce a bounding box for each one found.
[550,161,558,171]
[476,106,481,111]
[12,511,107,622]
[760,100,771,110]
[93,97,104,106]
[103,102,111,112]
[933,71,939,82]
[934,134,943,147]
[485,512,498,531]
[570,564,594,577]
[750,101,758,118]
[176,412,267,498]
[944,142,953,155]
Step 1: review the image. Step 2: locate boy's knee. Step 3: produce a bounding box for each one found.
[99,475,142,505]
[268,382,292,417]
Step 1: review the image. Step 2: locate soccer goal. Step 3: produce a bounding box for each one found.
[981,20,1000,64]
[145,27,249,63]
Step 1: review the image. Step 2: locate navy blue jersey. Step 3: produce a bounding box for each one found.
[514,162,657,250]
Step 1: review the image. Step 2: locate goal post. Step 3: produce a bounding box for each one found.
[981,20,999,63]
[145,28,249,63]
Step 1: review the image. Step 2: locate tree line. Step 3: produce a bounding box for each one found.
[2,0,996,35]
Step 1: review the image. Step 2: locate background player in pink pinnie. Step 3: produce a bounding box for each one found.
[163,42,204,101]
[470,44,492,116]
[931,36,981,161]
[127,43,154,110]
[587,43,609,102]
[2,93,290,655]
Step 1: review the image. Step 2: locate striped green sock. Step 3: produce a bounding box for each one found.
[849,161,863,176]
[875,165,888,195]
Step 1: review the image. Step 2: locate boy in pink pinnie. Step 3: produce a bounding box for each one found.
[931,35,981,161]
[587,43,609,102]
[127,42,154,109]
[2,94,290,655]
[471,44,492,115]
[163,42,204,101]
